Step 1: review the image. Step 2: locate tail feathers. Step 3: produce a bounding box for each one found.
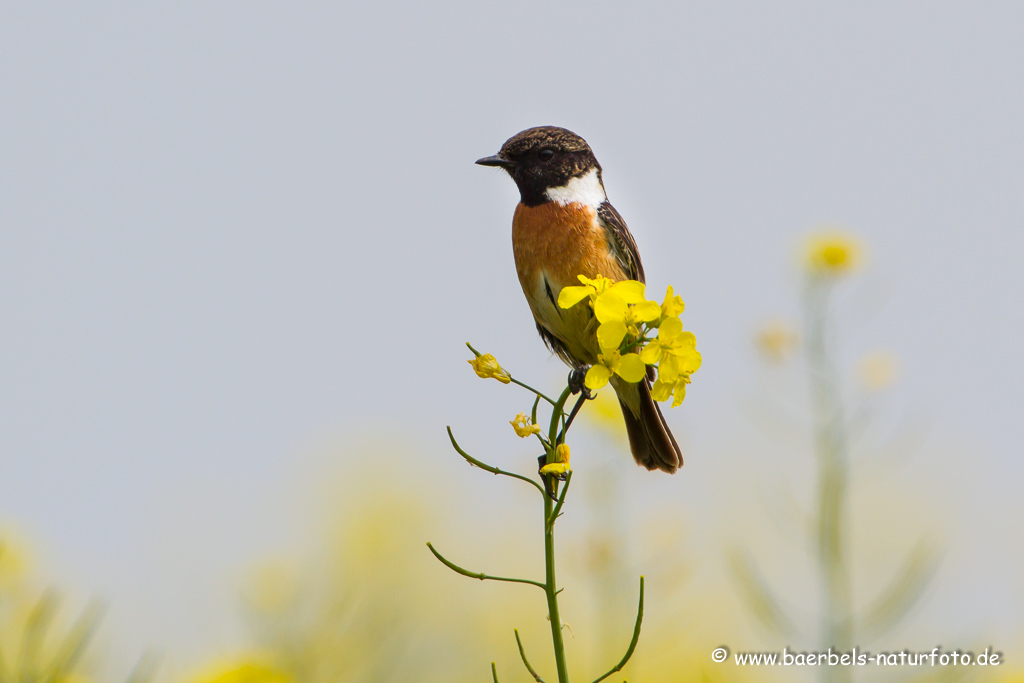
[617,380,683,474]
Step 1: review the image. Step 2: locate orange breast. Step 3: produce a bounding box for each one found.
[511,201,627,292]
[511,201,628,365]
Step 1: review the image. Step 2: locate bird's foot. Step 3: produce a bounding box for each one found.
[567,367,594,400]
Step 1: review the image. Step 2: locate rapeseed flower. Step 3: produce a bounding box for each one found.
[660,285,685,319]
[558,275,701,406]
[755,319,798,363]
[594,287,661,351]
[858,351,899,390]
[585,349,646,390]
[540,443,571,476]
[651,374,691,408]
[639,317,698,366]
[468,353,511,384]
[557,274,645,310]
[188,659,292,683]
[802,230,862,275]
[509,412,541,438]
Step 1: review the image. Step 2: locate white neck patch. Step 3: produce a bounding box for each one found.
[545,168,606,208]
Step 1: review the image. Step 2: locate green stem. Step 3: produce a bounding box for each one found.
[804,278,853,683]
[426,543,547,590]
[491,662,499,683]
[466,342,559,405]
[550,471,572,525]
[447,427,546,496]
[509,376,560,406]
[548,386,573,449]
[543,491,570,683]
[514,629,546,682]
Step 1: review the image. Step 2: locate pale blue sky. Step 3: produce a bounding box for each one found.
[2,1,1022,674]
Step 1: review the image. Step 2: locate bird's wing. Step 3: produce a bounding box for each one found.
[597,201,645,284]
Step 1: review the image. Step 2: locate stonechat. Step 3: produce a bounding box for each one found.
[477,126,683,473]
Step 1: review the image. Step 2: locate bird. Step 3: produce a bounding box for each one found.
[476,126,683,473]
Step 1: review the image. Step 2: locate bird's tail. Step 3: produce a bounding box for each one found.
[612,376,683,473]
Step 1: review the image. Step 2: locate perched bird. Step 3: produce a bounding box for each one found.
[476,126,683,473]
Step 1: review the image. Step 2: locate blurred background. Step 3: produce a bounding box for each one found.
[1,2,1022,681]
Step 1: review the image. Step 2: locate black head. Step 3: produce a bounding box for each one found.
[476,126,602,206]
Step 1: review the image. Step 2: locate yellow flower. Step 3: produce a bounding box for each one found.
[467,353,511,384]
[651,374,691,408]
[557,274,645,310]
[584,349,646,390]
[639,317,699,367]
[660,285,685,319]
[540,443,571,476]
[755,318,799,363]
[641,317,701,408]
[802,230,863,275]
[188,659,291,683]
[0,532,30,588]
[594,287,662,351]
[509,412,541,438]
[859,351,899,390]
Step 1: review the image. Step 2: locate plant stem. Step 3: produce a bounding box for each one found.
[548,386,573,447]
[804,278,853,683]
[543,488,570,683]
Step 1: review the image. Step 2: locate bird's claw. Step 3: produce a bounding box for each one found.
[567,367,594,400]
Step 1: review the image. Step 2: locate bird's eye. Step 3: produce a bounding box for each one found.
[538,149,555,161]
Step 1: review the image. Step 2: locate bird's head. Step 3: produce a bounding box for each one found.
[476,126,604,207]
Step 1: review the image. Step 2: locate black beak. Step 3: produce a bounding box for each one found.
[475,154,514,169]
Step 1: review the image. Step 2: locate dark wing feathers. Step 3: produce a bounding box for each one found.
[597,201,645,283]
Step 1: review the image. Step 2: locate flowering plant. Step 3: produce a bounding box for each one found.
[558,275,702,407]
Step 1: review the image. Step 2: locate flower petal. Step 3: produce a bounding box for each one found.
[585,364,611,390]
[614,353,647,383]
[658,316,683,342]
[661,286,685,317]
[539,462,570,476]
[658,354,679,383]
[609,280,646,303]
[640,343,663,365]
[594,291,628,323]
[633,300,662,322]
[669,346,702,373]
[650,379,673,402]
[670,380,687,408]
[558,285,593,309]
[597,321,628,351]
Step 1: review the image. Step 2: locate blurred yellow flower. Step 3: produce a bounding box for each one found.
[188,659,291,683]
[467,353,511,384]
[0,532,30,588]
[996,669,1024,683]
[755,318,799,363]
[540,443,571,476]
[583,389,624,431]
[509,412,541,438]
[802,230,863,275]
[859,351,899,390]
[585,349,646,390]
